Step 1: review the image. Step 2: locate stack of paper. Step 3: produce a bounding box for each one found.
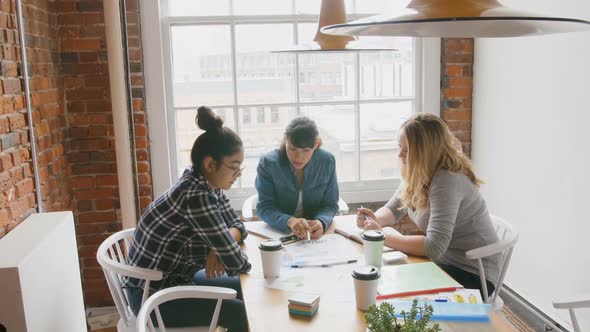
[288,293,320,316]
[377,262,462,299]
[387,300,492,322]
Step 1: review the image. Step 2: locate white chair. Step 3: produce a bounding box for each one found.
[97,229,232,332]
[553,294,590,332]
[465,215,519,311]
[97,228,163,332]
[241,194,349,221]
[136,286,237,332]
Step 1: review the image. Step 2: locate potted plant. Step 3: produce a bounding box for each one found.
[365,299,441,332]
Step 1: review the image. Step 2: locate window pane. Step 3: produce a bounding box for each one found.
[171,26,234,107]
[296,0,354,14]
[234,0,291,15]
[168,0,230,16]
[239,106,297,188]
[235,24,296,105]
[360,39,414,99]
[175,107,236,176]
[301,105,356,181]
[298,53,355,102]
[359,102,412,180]
[355,0,411,14]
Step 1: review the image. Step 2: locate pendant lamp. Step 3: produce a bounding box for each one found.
[273,0,396,53]
[320,0,590,38]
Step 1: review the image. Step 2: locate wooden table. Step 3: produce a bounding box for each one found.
[240,232,516,332]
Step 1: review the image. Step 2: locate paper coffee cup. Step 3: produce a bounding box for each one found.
[352,266,381,311]
[362,230,385,268]
[259,239,283,279]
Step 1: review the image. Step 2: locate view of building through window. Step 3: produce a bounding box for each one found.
[166,1,417,190]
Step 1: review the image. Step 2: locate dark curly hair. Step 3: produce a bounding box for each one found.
[191,106,242,172]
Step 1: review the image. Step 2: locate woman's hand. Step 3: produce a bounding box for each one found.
[287,217,311,239]
[356,207,377,229]
[308,220,324,239]
[205,250,225,279]
[362,219,383,231]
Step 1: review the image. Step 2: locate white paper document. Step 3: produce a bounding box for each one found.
[244,221,290,240]
[283,234,360,265]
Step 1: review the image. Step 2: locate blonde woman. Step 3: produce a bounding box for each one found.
[357,113,500,295]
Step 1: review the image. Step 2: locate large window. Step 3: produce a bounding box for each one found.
[145,0,439,204]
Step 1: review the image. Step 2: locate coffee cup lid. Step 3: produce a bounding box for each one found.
[361,230,385,241]
[352,266,381,280]
[259,239,283,251]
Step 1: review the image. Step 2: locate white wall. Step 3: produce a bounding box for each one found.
[472,0,590,330]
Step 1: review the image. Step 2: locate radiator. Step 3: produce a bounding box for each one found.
[0,211,86,331]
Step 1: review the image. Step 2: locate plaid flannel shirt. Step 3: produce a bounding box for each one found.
[122,168,251,293]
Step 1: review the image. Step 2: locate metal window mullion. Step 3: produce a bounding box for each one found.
[413,37,422,114]
[354,53,361,181]
[161,1,180,181]
[228,22,242,187]
[172,97,415,111]
[293,7,302,117]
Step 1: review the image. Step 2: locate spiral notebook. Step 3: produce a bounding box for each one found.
[333,215,395,253]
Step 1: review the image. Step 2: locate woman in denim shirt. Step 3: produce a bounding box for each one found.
[255,116,339,239]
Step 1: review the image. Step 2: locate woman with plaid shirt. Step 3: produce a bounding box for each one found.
[124,106,251,331]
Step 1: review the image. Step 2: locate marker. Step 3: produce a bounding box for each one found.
[290,259,358,268]
[306,230,311,241]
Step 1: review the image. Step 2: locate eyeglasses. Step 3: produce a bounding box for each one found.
[221,162,246,177]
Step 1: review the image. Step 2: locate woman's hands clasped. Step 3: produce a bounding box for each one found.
[288,217,323,239]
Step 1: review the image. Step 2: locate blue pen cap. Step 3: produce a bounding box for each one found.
[352,266,381,281]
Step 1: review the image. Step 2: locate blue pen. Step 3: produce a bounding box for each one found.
[290,259,358,268]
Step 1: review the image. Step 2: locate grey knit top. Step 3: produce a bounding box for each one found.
[385,169,500,286]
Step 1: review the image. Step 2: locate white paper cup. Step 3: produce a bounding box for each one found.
[259,239,283,279]
[362,230,385,268]
[352,266,381,311]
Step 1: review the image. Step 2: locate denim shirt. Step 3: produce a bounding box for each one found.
[255,148,339,233]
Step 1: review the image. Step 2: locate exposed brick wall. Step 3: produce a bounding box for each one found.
[57,0,151,307]
[1,0,70,238]
[441,38,474,157]
[1,0,151,310]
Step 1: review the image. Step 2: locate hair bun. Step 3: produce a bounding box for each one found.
[196,106,224,132]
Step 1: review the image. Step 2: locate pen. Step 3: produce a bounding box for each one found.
[290,259,358,268]
[360,205,369,221]
[306,230,310,241]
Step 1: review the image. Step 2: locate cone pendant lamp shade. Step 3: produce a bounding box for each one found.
[320,0,590,38]
[273,0,396,53]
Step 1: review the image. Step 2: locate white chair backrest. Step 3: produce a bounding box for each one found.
[241,194,349,221]
[241,194,258,221]
[553,295,590,332]
[136,285,237,332]
[465,215,519,307]
[96,228,163,329]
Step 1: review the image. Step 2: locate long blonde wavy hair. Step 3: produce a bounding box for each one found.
[399,113,482,210]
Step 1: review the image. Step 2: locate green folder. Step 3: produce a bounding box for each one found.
[377,262,463,299]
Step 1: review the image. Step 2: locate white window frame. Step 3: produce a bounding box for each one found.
[140,1,440,209]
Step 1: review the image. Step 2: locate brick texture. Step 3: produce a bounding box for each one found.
[1,0,151,310]
[441,38,474,157]
[0,0,67,234]
[58,0,150,307]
